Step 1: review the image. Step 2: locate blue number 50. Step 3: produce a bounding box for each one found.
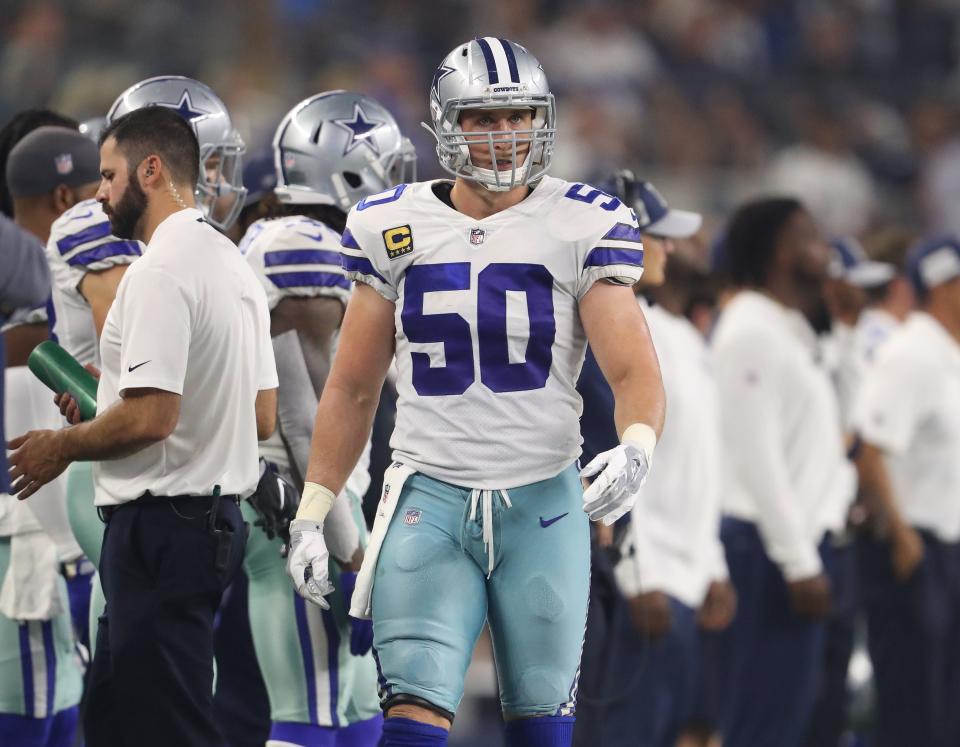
[402,262,556,396]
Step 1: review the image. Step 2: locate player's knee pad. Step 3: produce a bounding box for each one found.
[382,693,454,723]
[381,717,448,746]
[504,715,576,747]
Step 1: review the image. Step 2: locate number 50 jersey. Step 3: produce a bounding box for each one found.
[341,175,644,489]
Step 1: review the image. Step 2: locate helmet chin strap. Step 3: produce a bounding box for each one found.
[468,161,530,192]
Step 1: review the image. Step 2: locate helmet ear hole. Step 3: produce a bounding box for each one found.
[343,171,363,189]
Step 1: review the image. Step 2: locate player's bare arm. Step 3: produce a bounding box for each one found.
[255,387,278,441]
[580,280,666,440]
[303,283,395,494]
[270,295,345,399]
[78,263,128,336]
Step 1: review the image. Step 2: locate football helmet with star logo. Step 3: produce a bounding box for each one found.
[272,90,416,211]
[425,37,556,192]
[106,75,247,230]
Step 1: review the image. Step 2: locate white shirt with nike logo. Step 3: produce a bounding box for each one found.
[95,208,278,506]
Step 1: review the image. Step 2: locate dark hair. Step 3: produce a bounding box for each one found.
[266,201,348,235]
[0,109,79,217]
[100,106,200,187]
[722,197,803,287]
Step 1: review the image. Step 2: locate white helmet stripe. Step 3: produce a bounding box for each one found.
[475,37,502,84]
[484,36,513,85]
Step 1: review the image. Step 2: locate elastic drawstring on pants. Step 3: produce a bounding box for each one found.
[468,488,513,578]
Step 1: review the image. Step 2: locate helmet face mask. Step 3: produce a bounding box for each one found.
[425,38,557,192]
[273,91,416,211]
[197,138,245,230]
[106,76,247,230]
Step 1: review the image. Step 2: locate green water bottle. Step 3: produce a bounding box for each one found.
[27,340,98,421]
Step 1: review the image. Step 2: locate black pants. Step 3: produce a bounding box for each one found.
[719,519,830,747]
[803,536,859,747]
[84,495,246,747]
[858,531,960,747]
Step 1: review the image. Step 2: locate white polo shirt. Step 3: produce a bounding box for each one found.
[614,300,728,608]
[712,291,856,581]
[852,312,960,541]
[94,208,278,506]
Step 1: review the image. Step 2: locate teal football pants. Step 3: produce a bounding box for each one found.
[371,464,590,718]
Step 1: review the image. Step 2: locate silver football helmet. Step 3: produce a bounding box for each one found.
[273,90,416,210]
[424,37,556,192]
[106,75,247,230]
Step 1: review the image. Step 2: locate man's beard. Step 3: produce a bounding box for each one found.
[105,175,148,240]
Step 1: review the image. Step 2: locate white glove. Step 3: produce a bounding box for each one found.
[286,518,334,609]
[580,442,650,526]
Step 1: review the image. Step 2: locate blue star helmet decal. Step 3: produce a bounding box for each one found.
[158,90,211,128]
[432,65,455,98]
[333,104,384,156]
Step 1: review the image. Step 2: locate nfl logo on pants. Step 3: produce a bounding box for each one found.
[404,509,422,526]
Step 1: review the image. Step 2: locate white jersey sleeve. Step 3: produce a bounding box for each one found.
[240,216,350,311]
[339,177,644,489]
[45,199,143,365]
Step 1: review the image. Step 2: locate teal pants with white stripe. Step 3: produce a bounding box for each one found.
[371,464,591,717]
[242,491,381,728]
[0,538,83,720]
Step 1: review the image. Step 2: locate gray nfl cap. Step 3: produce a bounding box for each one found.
[6,126,101,199]
[602,170,702,238]
[907,235,960,294]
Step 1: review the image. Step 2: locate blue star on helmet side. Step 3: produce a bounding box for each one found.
[333,104,384,156]
[158,90,211,125]
[432,65,455,98]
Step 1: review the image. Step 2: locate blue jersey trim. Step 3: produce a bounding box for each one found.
[356,184,407,211]
[584,247,645,268]
[264,249,342,268]
[66,241,141,267]
[340,253,389,285]
[268,271,350,290]
[601,222,642,243]
[340,229,360,250]
[56,221,112,254]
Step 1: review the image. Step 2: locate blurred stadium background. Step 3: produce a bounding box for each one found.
[4,1,959,744]
[5,0,960,249]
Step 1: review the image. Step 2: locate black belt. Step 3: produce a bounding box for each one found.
[98,492,240,523]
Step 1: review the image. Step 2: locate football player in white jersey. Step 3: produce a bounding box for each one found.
[286,38,665,747]
[1,124,98,747]
[238,90,415,747]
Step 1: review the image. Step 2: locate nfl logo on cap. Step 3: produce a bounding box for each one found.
[470,228,485,246]
[55,153,74,175]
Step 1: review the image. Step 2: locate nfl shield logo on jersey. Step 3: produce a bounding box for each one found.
[404,509,422,526]
[469,228,485,246]
[55,154,74,175]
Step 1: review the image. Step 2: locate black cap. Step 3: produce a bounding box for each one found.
[6,126,100,199]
